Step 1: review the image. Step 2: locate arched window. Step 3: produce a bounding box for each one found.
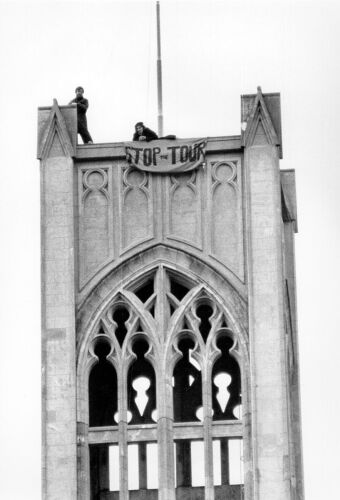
[128,338,156,424]
[173,337,202,422]
[212,334,241,421]
[89,338,117,427]
[88,338,118,499]
[84,265,245,500]
[211,333,243,493]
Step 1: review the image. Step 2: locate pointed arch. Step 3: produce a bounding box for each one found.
[77,287,160,376]
[164,283,248,371]
[77,244,247,311]
[77,246,247,356]
[76,247,250,499]
[76,248,249,425]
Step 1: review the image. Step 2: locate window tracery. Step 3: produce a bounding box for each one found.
[127,338,156,424]
[212,334,241,421]
[82,265,245,499]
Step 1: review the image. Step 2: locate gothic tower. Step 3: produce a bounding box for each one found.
[38,88,303,500]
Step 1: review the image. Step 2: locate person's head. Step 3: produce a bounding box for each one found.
[75,86,84,98]
[135,122,144,135]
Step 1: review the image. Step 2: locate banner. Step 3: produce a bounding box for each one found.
[125,138,207,173]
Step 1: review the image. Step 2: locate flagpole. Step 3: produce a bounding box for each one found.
[156,1,163,137]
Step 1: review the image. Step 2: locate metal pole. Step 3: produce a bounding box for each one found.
[156,1,163,137]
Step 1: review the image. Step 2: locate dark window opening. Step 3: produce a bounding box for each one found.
[196,303,213,343]
[212,336,241,420]
[89,340,117,427]
[175,440,192,487]
[221,317,228,328]
[90,444,111,499]
[175,440,205,500]
[173,338,202,422]
[135,279,154,303]
[128,339,156,424]
[113,306,129,346]
[98,322,105,334]
[170,278,190,301]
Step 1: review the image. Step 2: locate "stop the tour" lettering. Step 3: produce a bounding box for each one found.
[126,142,205,168]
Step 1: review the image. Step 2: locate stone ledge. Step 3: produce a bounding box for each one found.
[75,135,242,161]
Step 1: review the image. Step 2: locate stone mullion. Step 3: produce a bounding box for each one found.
[154,265,170,341]
[99,446,110,491]
[155,266,175,499]
[203,363,214,500]
[118,363,129,500]
[220,438,229,485]
[138,442,147,489]
[157,370,176,500]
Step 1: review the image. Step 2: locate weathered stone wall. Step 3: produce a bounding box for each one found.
[281,170,304,500]
[77,150,245,296]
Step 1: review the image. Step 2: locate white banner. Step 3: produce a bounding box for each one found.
[125,138,207,173]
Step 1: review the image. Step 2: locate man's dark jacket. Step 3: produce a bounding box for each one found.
[70,97,89,130]
[133,127,158,142]
[69,96,93,143]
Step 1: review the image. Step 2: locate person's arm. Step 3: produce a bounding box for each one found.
[77,98,89,112]
[68,98,76,105]
[145,128,158,141]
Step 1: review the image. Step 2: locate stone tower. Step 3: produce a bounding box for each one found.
[38,88,303,500]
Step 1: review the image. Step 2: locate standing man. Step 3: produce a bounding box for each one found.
[69,86,93,144]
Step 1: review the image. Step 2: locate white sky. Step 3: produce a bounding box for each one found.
[0,0,340,498]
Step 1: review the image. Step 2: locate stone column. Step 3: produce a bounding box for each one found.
[39,102,78,499]
[203,369,214,500]
[40,108,78,499]
[118,367,129,500]
[244,137,291,500]
[157,375,176,500]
